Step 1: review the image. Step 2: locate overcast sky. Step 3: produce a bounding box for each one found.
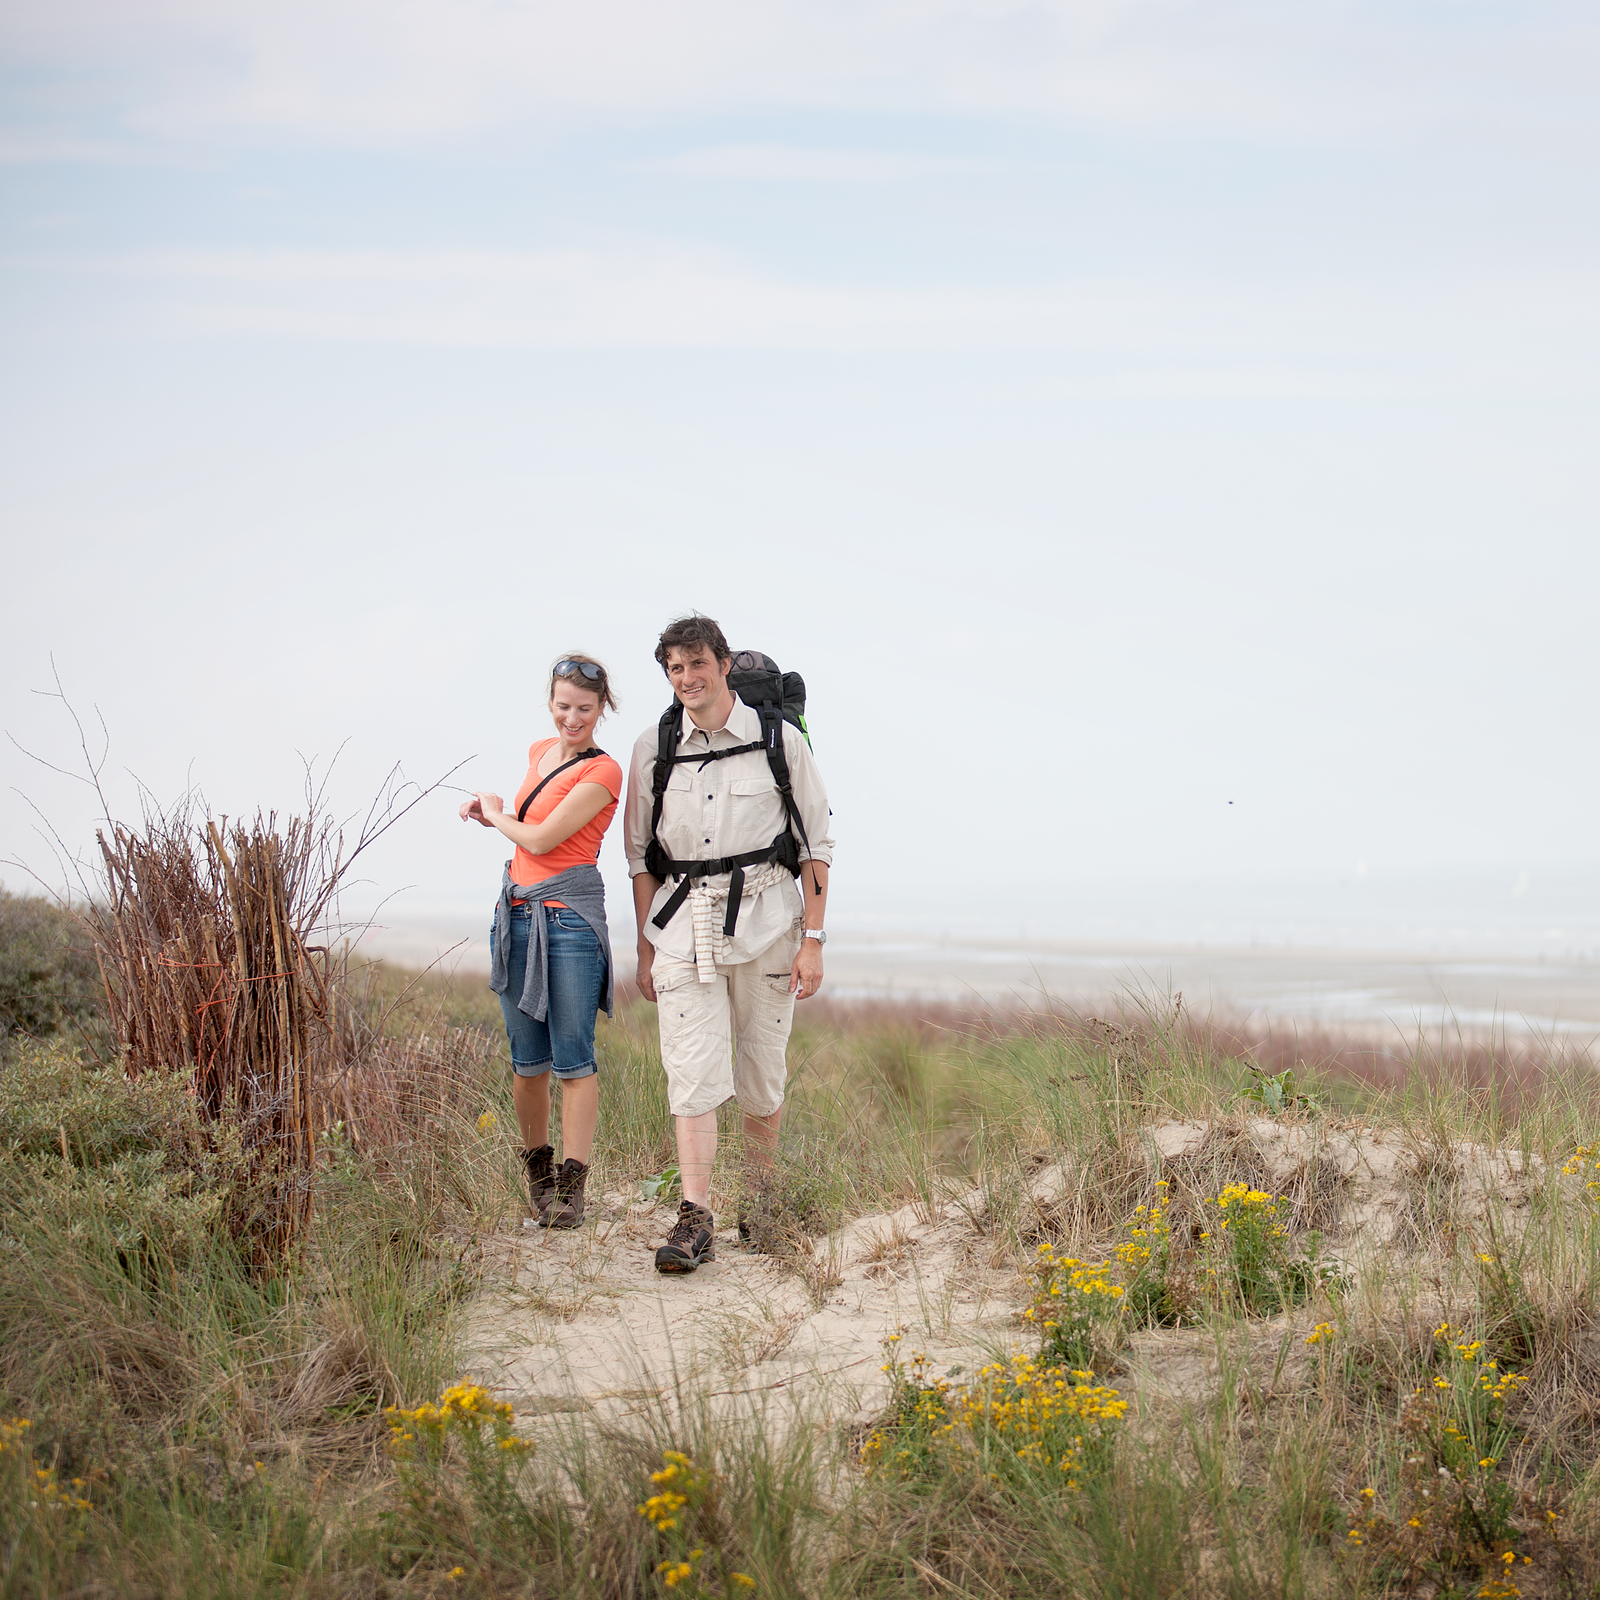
[3,1,1597,936]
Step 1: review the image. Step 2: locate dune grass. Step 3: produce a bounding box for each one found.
[3,935,1600,1597]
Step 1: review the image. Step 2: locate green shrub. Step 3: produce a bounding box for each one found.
[0,1036,195,1165]
[0,891,106,1053]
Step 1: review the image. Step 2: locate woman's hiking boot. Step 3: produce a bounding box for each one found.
[654,1201,716,1273]
[521,1144,556,1220]
[543,1158,589,1230]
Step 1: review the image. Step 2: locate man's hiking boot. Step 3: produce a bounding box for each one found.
[543,1157,589,1230]
[654,1201,716,1273]
[520,1144,556,1220]
[736,1202,770,1253]
[737,1176,776,1253]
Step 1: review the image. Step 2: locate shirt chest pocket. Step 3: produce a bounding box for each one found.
[726,777,780,838]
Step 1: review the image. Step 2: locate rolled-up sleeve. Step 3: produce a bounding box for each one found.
[784,725,834,866]
[623,729,657,878]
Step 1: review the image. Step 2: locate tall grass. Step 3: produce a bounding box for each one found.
[4,910,1600,1596]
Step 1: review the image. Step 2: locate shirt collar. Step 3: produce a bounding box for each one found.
[679,693,759,747]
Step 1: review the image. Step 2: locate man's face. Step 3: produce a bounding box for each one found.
[665,645,730,714]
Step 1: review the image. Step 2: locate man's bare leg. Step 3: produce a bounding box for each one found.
[676,1110,719,1209]
[742,1107,782,1177]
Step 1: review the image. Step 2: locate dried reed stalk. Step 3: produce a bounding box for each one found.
[89,803,347,1263]
[319,961,497,1151]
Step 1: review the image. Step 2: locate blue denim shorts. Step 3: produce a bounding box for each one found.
[489,903,606,1080]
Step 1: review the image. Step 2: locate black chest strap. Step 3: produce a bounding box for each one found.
[648,833,798,936]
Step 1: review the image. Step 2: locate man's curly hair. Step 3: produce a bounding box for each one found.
[654,614,731,673]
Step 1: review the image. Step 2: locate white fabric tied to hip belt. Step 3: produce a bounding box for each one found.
[687,861,793,983]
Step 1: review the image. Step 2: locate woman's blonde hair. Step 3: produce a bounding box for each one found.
[549,652,619,715]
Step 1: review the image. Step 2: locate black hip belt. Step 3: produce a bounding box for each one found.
[648,832,799,937]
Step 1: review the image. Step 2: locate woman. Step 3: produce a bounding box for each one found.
[460,654,623,1229]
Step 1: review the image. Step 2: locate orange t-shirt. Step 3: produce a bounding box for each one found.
[509,739,623,909]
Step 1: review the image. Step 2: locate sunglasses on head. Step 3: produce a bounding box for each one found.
[554,659,603,682]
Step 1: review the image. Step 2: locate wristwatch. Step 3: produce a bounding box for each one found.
[802,928,827,945]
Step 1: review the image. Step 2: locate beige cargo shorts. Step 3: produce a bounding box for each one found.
[651,924,802,1118]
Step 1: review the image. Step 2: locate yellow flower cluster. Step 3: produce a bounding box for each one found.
[1476,1576,1523,1599]
[1200,1183,1286,1239]
[1429,1325,1531,1407]
[1024,1244,1126,1339]
[1,1417,92,1515]
[1560,1144,1600,1197]
[385,1381,533,1456]
[959,1355,1129,1490]
[860,1345,954,1469]
[1304,1321,1338,1346]
[1115,1181,1171,1269]
[636,1451,755,1595]
[476,1111,497,1133]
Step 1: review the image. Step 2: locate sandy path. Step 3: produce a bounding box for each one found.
[459,1118,1545,1430]
[461,1190,1025,1433]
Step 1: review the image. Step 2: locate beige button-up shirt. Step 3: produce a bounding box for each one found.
[624,694,835,966]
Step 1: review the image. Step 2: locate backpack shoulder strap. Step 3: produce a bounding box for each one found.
[756,703,812,859]
[647,702,684,851]
[516,747,604,823]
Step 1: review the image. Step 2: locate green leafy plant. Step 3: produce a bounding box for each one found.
[640,1164,682,1203]
[1240,1063,1321,1115]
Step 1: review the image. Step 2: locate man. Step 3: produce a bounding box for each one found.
[625,614,833,1273]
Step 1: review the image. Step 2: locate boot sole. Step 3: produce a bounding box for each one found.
[541,1212,583,1230]
[654,1248,716,1272]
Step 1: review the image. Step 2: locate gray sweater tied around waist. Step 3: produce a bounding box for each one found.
[489,861,614,1023]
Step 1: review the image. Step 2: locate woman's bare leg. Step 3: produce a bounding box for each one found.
[512,1072,552,1149]
[557,1075,598,1164]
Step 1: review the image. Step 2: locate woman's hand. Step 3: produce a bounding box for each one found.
[459,794,493,826]
[475,791,507,821]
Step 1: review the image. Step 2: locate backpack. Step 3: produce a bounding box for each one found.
[643,650,814,937]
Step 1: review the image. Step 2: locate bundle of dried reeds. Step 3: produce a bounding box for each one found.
[76,757,457,1265]
[89,802,344,1263]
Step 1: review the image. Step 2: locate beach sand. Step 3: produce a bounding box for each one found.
[356,913,1600,1040]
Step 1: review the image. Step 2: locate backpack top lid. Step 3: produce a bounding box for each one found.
[727,650,809,746]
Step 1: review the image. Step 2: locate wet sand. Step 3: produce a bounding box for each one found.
[356,914,1600,1040]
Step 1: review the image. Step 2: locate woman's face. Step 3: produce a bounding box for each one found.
[549,681,603,744]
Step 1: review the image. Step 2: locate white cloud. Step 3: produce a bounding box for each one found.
[2,1,1596,149]
[9,243,1596,388]
[640,144,997,182]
